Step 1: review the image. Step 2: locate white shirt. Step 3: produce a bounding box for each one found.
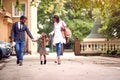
[50,20,66,45]
[18,22,23,29]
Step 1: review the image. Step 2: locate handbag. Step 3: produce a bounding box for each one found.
[61,22,72,38]
[64,27,72,38]
[61,22,72,43]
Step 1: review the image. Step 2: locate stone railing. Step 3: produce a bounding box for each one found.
[74,39,120,55]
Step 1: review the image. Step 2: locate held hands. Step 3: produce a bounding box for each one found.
[48,33,51,36]
[31,39,36,42]
[48,33,52,36]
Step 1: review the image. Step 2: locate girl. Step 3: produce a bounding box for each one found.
[37,33,48,65]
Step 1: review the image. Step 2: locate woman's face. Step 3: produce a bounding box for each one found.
[54,18,57,22]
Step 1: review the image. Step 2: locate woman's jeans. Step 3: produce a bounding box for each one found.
[15,40,25,62]
[56,43,62,57]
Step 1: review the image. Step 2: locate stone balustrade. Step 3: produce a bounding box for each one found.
[74,39,120,55]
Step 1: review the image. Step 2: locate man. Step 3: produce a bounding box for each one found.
[11,15,34,66]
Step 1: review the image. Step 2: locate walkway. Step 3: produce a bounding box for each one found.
[0,52,120,80]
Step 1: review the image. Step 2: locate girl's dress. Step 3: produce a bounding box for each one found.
[37,37,47,55]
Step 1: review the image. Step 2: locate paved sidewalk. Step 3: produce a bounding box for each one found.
[0,63,5,70]
[0,52,120,80]
[0,58,10,70]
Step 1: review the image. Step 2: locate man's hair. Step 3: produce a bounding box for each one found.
[20,15,27,20]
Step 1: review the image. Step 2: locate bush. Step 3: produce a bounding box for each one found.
[106,50,118,55]
[116,50,120,55]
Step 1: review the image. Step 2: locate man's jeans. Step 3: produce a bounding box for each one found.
[56,42,62,57]
[15,40,25,62]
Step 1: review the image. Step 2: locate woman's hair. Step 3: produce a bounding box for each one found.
[53,15,60,23]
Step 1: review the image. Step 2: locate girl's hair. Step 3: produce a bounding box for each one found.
[41,32,48,46]
[53,15,60,23]
[41,32,47,38]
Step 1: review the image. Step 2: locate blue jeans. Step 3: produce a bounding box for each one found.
[15,40,25,62]
[56,43,62,57]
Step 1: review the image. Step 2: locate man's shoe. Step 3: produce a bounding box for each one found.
[19,62,23,66]
[16,60,19,64]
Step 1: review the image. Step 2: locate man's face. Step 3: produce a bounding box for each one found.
[20,18,27,24]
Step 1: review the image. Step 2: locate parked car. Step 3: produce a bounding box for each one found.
[0,41,12,60]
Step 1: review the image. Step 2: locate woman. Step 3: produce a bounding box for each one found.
[49,15,66,65]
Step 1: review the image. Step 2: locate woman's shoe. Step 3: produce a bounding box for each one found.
[54,61,57,63]
[58,63,61,65]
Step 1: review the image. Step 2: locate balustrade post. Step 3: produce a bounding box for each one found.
[74,37,80,55]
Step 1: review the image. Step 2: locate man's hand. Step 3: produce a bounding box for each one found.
[31,39,35,42]
[11,42,16,46]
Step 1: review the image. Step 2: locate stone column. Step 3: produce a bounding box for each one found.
[27,0,38,54]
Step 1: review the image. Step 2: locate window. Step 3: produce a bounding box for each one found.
[0,0,2,7]
[12,3,26,17]
[0,0,1,4]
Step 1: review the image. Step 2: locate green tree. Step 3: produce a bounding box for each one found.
[37,0,93,41]
[103,0,120,39]
[37,0,66,34]
[69,0,120,39]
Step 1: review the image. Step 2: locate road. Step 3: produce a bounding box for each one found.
[0,52,120,80]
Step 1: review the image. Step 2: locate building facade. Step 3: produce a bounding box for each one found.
[0,0,38,54]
